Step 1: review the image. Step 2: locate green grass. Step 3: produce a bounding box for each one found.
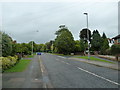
[51,53,64,56]
[4,59,31,73]
[76,56,114,64]
[27,55,34,58]
[51,53,73,56]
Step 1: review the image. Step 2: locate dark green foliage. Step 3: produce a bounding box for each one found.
[45,41,53,52]
[74,40,81,52]
[2,32,13,57]
[79,39,86,52]
[54,28,75,55]
[100,32,109,54]
[111,44,120,60]
[79,28,91,43]
[102,32,107,39]
[0,32,2,57]
[91,30,102,51]
[111,44,120,55]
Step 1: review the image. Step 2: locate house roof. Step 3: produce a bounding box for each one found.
[112,34,120,39]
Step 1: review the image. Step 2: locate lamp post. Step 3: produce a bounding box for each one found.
[32,41,33,55]
[84,13,90,60]
[31,30,39,55]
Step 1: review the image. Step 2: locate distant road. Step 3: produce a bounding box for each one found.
[2,53,119,88]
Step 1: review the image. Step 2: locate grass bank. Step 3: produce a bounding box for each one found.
[4,59,31,73]
[76,56,114,64]
[51,53,73,56]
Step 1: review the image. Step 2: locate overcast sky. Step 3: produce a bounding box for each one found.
[1,1,118,44]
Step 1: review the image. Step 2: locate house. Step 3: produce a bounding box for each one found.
[112,34,120,44]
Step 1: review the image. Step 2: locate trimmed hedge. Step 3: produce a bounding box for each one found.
[0,55,18,72]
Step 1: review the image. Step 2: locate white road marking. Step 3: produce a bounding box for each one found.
[77,67,120,86]
[35,79,38,80]
[56,58,71,65]
[58,56,66,59]
[56,59,59,61]
[65,63,70,65]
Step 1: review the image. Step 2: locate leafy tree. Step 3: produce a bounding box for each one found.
[2,32,13,57]
[100,32,109,54]
[0,32,2,57]
[54,28,75,55]
[102,32,107,39]
[111,44,120,60]
[74,40,81,52]
[79,39,86,52]
[91,30,102,51]
[79,28,91,43]
[41,44,46,52]
[11,43,17,56]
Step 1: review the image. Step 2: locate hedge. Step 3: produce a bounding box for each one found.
[0,55,18,72]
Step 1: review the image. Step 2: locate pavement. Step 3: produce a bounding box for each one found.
[2,53,120,88]
[2,55,43,88]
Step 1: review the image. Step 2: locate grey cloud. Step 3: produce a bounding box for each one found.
[1,2,118,43]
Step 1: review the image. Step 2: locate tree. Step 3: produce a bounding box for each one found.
[2,32,13,57]
[91,30,102,52]
[111,44,120,60]
[100,32,109,54]
[54,27,75,55]
[0,32,2,56]
[79,39,86,52]
[74,40,81,52]
[41,44,46,52]
[79,28,91,43]
[102,32,107,39]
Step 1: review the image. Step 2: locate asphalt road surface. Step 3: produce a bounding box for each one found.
[2,53,120,88]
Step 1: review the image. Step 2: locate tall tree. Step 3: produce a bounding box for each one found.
[102,32,107,39]
[2,32,13,57]
[79,39,86,52]
[91,30,102,51]
[79,28,91,43]
[54,27,75,55]
[100,32,109,54]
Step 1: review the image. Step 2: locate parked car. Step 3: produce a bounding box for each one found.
[37,52,41,55]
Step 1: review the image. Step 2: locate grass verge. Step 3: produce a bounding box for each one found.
[51,53,73,56]
[4,59,31,73]
[76,56,114,64]
[27,55,34,58]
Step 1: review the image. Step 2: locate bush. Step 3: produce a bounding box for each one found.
[1,56,18,72]
[111,44,120,60]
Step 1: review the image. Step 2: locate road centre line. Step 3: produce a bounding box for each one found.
[77,67,120,86]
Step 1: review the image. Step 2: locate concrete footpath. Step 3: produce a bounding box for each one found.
[68,57,119,71]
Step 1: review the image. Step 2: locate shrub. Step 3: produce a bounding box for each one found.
[1,55,18,72]
[111,44,120,60]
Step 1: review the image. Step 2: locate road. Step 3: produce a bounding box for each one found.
[2,53,119,88]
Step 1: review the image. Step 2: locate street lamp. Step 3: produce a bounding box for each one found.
[31,30,39,55]
[84,13,90,60]
[32,41,33,55]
